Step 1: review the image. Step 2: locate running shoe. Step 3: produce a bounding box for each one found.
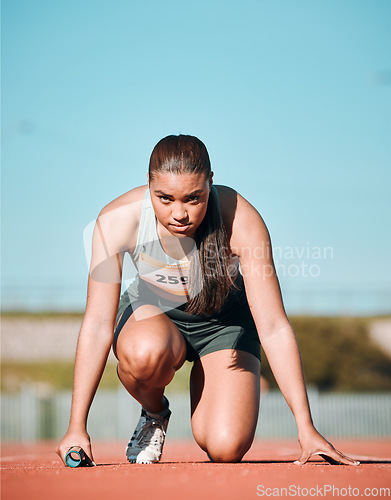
[126,407,171,464]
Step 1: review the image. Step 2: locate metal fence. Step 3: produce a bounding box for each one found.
[1,386,390,442]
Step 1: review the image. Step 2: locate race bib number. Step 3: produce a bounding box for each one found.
[138,253,190,296]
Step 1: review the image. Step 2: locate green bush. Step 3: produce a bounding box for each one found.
[2,315,390,393]
[261,316,391,392]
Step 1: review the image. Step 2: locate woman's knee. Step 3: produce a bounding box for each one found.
[116,307,186,384]
[192,426,254,462]
[117,335,174,383]
[206,434,252,463]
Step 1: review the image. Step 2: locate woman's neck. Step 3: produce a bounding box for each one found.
[156,221,196,261]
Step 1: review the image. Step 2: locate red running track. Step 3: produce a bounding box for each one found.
[1,439,391,500]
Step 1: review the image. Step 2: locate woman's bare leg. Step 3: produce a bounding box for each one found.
[116,304,187,413]
[190,349,261,463]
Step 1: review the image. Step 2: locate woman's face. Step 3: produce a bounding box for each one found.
[149,172,212,237]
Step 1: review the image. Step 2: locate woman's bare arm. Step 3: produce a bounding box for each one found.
[56,190,143,464]
[227,191,359,465]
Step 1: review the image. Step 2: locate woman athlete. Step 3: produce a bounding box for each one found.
[56,135,359,466]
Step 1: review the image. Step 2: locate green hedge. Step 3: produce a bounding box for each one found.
[2,316,390,393]
[261,316,391,392]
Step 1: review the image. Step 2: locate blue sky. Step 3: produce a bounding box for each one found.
[2,0,391,314]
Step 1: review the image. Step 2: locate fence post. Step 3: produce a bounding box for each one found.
[20,385,38,442]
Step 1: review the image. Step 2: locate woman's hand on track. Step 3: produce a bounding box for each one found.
[295,427,360,466]
[55,429,95,466]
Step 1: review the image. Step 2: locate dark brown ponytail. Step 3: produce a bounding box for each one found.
[149,135,235,315]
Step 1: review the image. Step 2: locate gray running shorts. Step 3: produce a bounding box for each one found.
[113,275,261,363]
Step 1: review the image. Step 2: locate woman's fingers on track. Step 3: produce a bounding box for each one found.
[294,428,360,466]
[294,447,360,466]
[318,449,360,466]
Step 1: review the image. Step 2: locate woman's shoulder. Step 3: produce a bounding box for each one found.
[214,184,237,199]
[214,185,237,216]
[96,185,148,252]
[99,184,148,222]
[99,185,148,217]
[215,184,268,247]
[215,184,260,220]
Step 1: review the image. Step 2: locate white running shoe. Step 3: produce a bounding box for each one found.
[126,407,171,464]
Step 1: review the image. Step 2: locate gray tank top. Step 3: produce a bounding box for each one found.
[116,188,197,320]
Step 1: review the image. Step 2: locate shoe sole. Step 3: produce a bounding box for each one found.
[127,458,158,464]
